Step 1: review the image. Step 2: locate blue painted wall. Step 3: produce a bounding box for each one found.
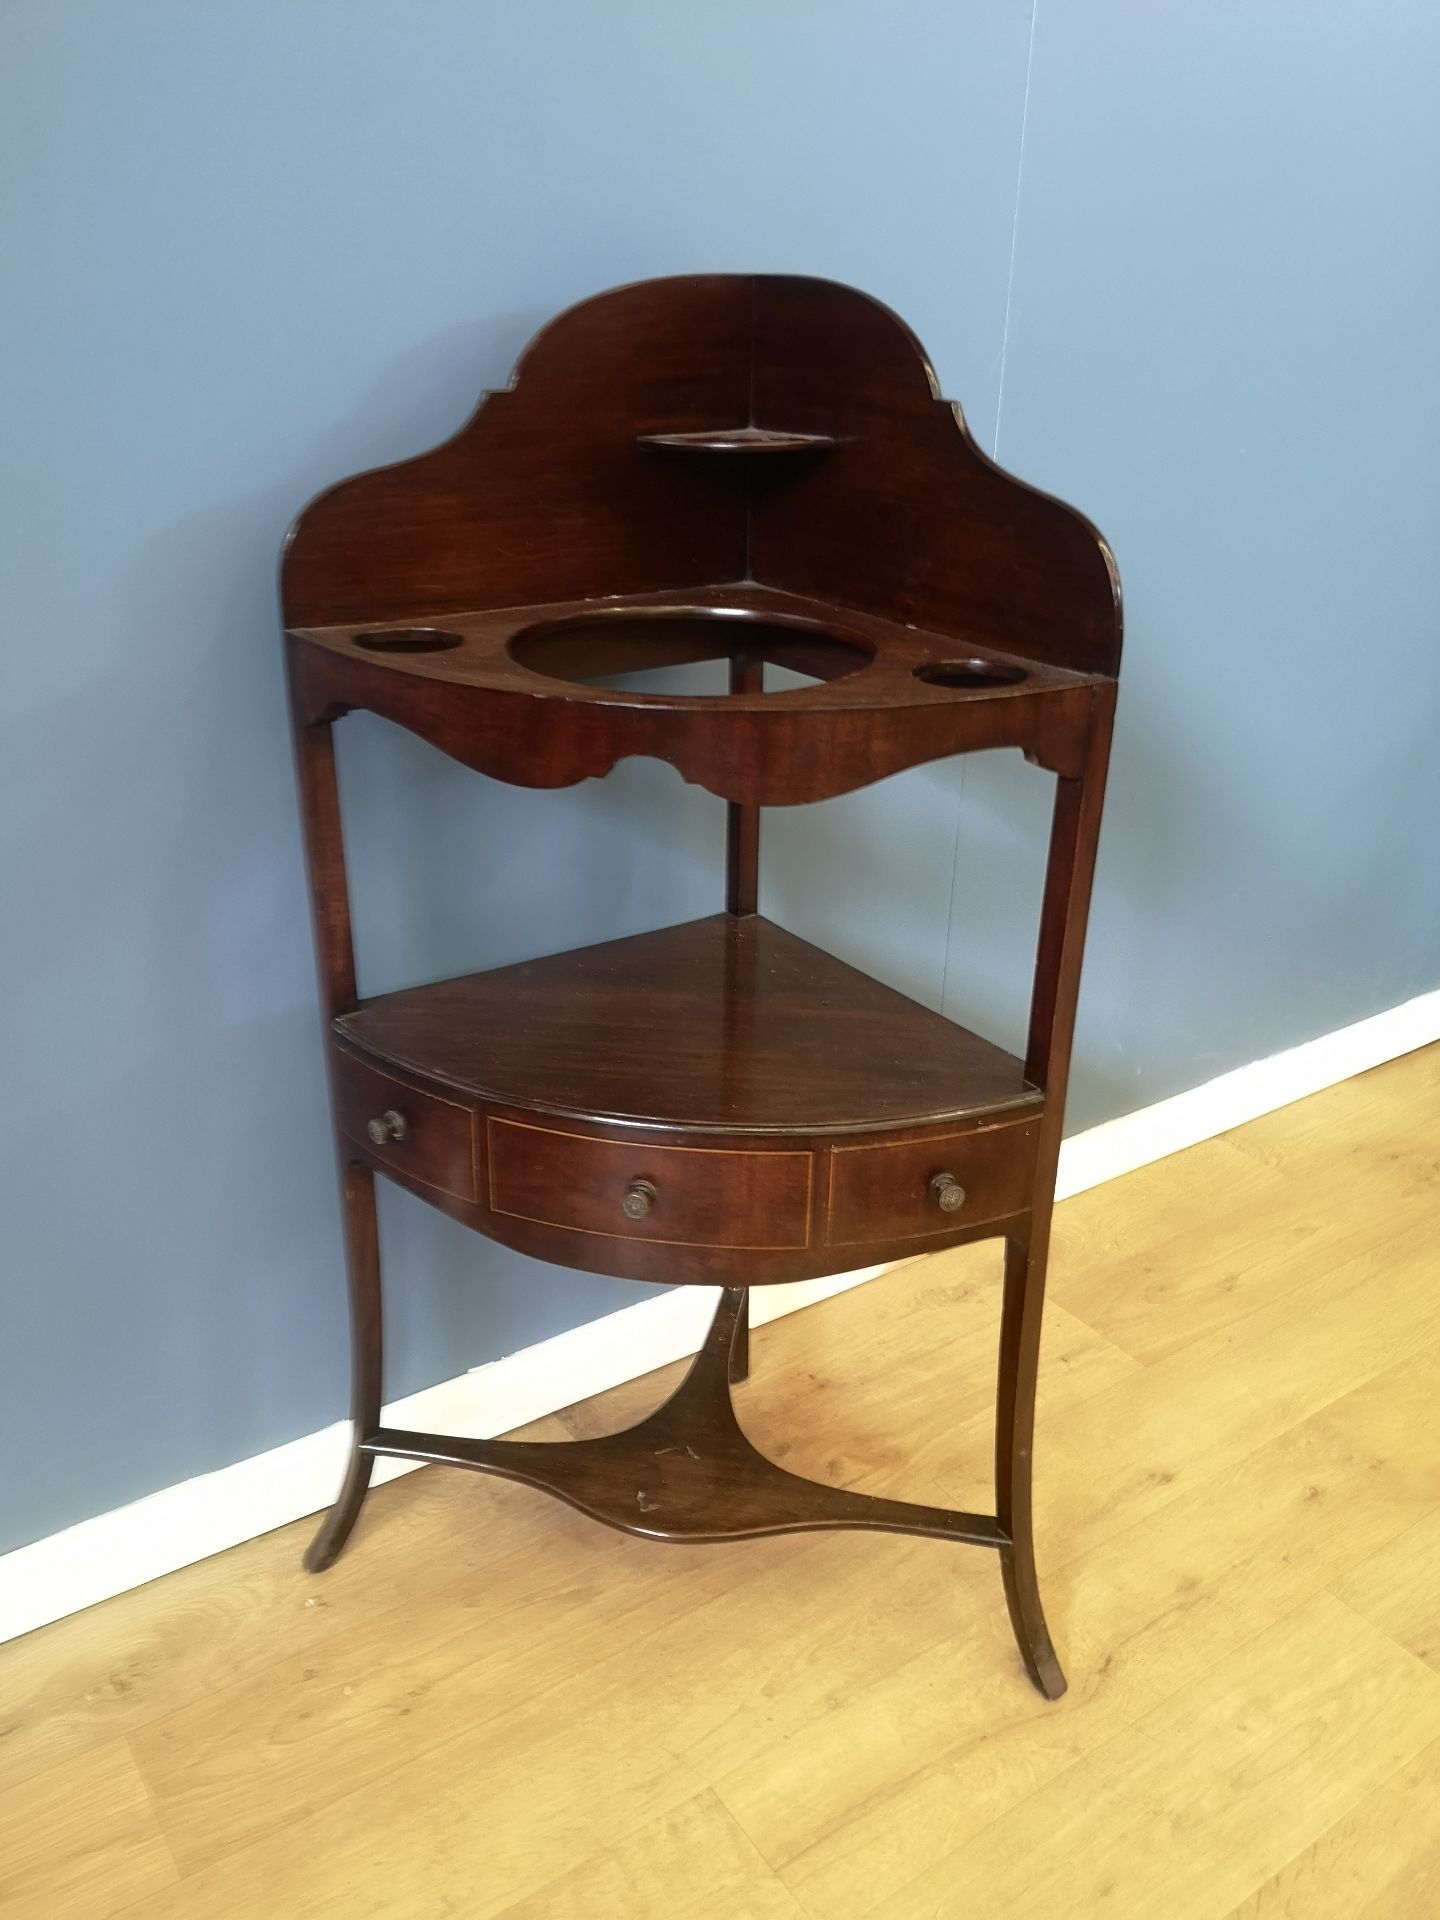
[3,2,1436,1553]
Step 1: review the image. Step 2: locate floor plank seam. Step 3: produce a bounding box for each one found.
[1321,1585,1440,1678]
[1214,1729,1440,1920]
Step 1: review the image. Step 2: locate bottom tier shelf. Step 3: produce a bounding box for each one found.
[361,1289,1005,1548]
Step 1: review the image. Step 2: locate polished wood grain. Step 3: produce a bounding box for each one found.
[282,274,1115,636]
[331,1046,476,1201]
[4,1048,1436,1919]
[286,587,1106,803]
[749,276,1120,675]
[824,1115,1039,1245]
[282,276,1119,809]
[333,915,1041,1136]
[284,273,1117,665]
[725,646,763,915]
[282,275,757,628]
[485,1118,813,1251]
[282,275,1121,1689]
[364,1289,1005,1550]
[285,707,383,1578]
[328,914,1047,1285]
[997,690,1115,1695]
[405,1167,1031,1291]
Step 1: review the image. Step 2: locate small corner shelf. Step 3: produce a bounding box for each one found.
[281,273,1123,1706]
[636,425,835,455]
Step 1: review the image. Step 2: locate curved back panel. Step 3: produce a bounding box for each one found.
[282,277,754,627]
[749,278,1121,675]
[284,274,1120,678]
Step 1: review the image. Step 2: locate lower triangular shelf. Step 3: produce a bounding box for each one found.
[360,1288,1005,1549]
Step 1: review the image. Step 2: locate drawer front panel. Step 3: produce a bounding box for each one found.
[333,1047,477,1201]
[825,1117,1039,1245]
[487,1118,812,1250]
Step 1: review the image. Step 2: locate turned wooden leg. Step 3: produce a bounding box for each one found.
[728,1286,751,1385]
[305,1161,383,1572]
[995,1232,1067,1699]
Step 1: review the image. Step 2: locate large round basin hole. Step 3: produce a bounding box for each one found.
[913,658,1027,691]
[354,628,464,654]
[509,607,873,694]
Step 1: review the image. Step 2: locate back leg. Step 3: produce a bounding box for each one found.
[728,1286,751,1385]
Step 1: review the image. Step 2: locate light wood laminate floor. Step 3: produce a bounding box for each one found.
[3,1044,1438,1917]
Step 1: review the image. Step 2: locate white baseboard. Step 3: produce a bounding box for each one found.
[1053,986,1440,1201]
[4,984,1436,1646]
[0,1265,884,1646]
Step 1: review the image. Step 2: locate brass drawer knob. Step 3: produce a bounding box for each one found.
[621,1179,658,1220]
[931,1172,966,1213]
[366,1109,408,1146]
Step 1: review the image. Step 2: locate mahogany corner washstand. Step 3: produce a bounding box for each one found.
[282,275,1120,1700]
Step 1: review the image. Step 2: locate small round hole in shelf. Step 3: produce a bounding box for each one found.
[353,628,464,654]
[913,658,1027,691]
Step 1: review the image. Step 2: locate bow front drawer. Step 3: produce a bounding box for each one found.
[333,1046,477,1200]
[825,1115,1040,1245]
[486,1118,812,1250]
